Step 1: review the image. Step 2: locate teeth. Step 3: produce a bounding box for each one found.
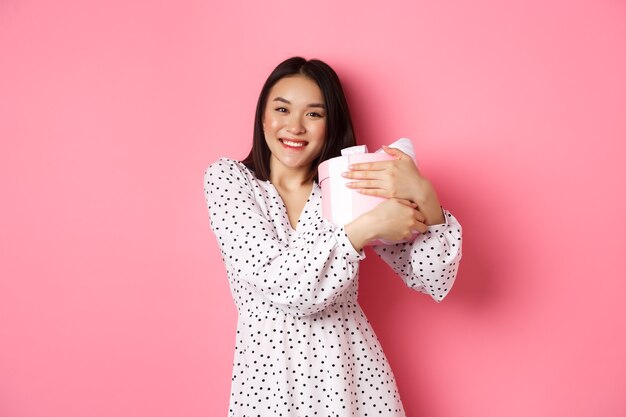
[282,139,305,148]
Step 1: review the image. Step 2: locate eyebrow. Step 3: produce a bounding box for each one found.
[272,97,326,109]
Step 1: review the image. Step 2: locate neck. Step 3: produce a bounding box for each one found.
[269,158,313,191]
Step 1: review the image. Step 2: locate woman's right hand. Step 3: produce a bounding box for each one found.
[345,198,427,251]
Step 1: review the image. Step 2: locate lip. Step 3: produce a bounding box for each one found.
[279,138,308,150]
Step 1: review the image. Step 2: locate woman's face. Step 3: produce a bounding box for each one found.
[263,75,327,174]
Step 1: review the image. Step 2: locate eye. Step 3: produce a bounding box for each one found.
[274,107,288,113]
[307,112,325,118]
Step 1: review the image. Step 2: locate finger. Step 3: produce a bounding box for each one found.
[341,170,384,180]
[382,146,410,160]
[414,210,425,223]
[354,188,390,198]
[383,146,422,173]
[412,220,428,234]
[345,180,384,189]
[394,198,417,207]
[348,160,392,172]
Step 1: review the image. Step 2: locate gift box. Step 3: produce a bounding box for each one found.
[318,138,419,246]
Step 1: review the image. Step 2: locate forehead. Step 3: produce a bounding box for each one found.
[268,75,324,103]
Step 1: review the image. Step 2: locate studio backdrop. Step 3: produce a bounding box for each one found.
[1,1,625,416]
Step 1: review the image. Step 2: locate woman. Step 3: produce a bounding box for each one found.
[204,57,462,416]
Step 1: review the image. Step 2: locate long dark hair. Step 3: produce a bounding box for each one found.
[242,57,357,183]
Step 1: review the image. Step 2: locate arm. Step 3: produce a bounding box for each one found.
[204,158,365,317]
[341,146,462,300]
[372,209,462,302]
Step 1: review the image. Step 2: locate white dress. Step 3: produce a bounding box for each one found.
[204,157,463,417]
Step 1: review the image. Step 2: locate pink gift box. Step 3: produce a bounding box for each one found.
[318,140,419,246]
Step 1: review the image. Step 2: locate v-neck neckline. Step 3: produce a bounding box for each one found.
[268,181,317,233]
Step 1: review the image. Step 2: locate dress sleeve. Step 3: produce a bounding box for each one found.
[372,209,462,302]
[204,158,365,317]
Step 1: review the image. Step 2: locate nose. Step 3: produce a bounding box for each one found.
[286,115,305,134]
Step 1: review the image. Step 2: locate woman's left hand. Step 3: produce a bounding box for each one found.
[342,146,446,225]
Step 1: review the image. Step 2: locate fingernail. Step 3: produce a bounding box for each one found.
[341,172,348,177]
[348,165,355,170]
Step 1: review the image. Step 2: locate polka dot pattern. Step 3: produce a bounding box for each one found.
[204,157,463,416]
[372,211,463,302]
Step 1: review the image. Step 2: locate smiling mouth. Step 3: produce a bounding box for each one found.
[279,138,308,148]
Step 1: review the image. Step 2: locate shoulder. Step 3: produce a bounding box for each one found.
[205,157,243,175]
[205,157,253,181]
[204,157,261,193]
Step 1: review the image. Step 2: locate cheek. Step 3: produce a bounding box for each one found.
[315,121,327,140]
[263,112,280,130]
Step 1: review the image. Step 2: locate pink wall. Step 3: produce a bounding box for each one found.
[1,0,625,416]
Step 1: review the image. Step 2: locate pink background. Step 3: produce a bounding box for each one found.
[1,0,625,416]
